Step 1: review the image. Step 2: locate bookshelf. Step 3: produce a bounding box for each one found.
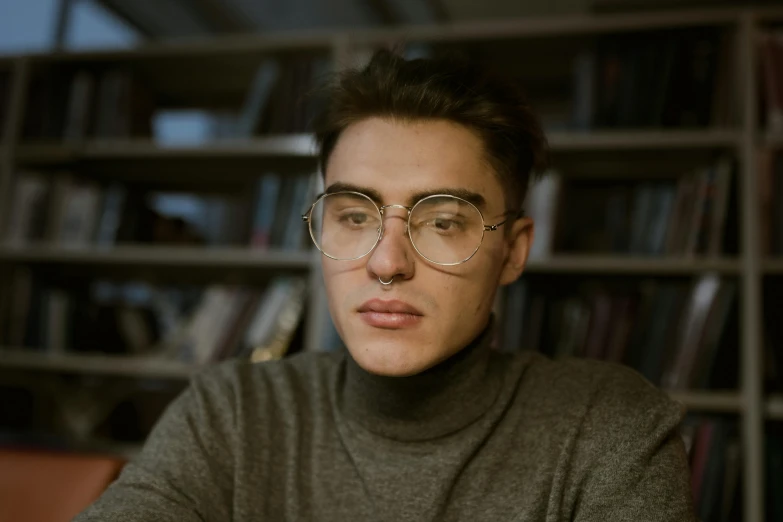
[0,6,781,521]
[524,256,741,275]
[547,129,741,150]
[768,396,783,420]
[0,245,312,270]
[14,134,317,161]
[0,349,196,380]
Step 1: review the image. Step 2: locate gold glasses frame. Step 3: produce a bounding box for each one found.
[301,190,517,266]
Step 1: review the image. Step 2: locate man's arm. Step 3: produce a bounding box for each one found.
[569,364,698,522]
[74,368,236,521]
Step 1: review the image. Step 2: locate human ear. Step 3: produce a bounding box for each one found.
[498,216,534,286]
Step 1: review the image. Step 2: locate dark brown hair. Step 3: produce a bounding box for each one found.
[312,48,549,210]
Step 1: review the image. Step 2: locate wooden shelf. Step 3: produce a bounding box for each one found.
[0,431,144,460]
[667,393,783,420]
[80,135,317,158]
[27,33,336,63]
[11,132,737,187]
[767,396,783,420]
[757,6,783,23]
[0,349,197,380]
[0,430,143,460]
[15,135,316,162]
[67,439,143,460]
[525,256,740,275]
[668,390,743,413]
[761,133,783,148]
[0,245,313,268]
[548,129,740,151]
[351,7,741,44]
[24,41,334,108]
[0,249,735,276]
[13,137,319,185]
[0,347,750,416]
[15,131,736,161]
[763,259,783,274]
[0,245,314,283]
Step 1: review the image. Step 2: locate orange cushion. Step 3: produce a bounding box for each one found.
[0,447,125,522]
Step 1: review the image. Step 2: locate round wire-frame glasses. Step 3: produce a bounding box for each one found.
[301,190,516,266]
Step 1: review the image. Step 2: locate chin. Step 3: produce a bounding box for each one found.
[346,336,439,377]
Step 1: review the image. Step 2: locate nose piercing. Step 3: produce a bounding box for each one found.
[379,276,395,286]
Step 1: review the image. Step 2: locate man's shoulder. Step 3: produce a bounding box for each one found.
[516,351,684,420]
[186,351,344,406]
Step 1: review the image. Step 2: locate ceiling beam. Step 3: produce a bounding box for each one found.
[54,0,76,49]
[366,0,403,24]
[92,0,160,39]
[425,0,450,22]
[179,0,257,33]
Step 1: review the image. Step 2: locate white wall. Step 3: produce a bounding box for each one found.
[0,0,59,53]
[0,0,138,55]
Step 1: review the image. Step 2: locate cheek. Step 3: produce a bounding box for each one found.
[440,265,500,319]
[322,260,363,311]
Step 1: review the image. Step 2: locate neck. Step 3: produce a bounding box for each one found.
[338,318,503,441]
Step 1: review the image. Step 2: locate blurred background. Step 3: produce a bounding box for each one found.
[0,0,782,521]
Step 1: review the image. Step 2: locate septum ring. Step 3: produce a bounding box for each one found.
[379,276,395,286]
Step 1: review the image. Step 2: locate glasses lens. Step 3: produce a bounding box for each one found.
[409,196,484,264]
[309,193,381,260]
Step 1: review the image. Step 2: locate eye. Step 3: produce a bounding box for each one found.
[333,208,378,228]
[417,214,466,233]
[433,218,458,230]
[343,212,368,225]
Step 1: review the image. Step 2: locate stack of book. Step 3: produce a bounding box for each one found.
[502,274,737,390]
[0,271,308,365]
[0,69,10,142]
[682,415,742,522]
[570,27,733,130]
[757,150,783,256]
[766,426,783,522]
[763,278,783,395]
[525,156,736,259]
[3,171,317,250]
[20,55,331,144]
[760,30,783,135]
[23,66,155,141]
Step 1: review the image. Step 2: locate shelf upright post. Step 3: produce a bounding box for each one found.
[0,57,29,239]
[0,57,31,343]
[302,35,353,353]
[738,11,765,522]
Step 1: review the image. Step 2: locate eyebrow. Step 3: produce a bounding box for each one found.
[323,182,487,209]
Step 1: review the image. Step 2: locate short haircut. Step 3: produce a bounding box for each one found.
[312,48,549,210]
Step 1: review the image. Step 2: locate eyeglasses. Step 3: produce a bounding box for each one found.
[301,191,516,266]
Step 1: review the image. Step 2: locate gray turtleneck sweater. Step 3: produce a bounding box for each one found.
[75,324,697,521]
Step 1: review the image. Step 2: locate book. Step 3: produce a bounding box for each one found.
[524,170,562,260]
[762,31,783,133]
[660,274,721,390]
[249,277,308,362]
[237,60,281,138]
[250,174,282,249]
[5,172,50,245]
[582,29,720,129]
[0,69,11,142]
[63,69,96,142]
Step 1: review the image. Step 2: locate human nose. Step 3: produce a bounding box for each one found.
[365,210,414,283]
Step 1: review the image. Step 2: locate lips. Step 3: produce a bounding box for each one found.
[357,299,423,329]
[358,299,423,315]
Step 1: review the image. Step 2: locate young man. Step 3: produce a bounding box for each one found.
[76,50,697,521]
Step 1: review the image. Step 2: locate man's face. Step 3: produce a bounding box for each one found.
[321,117,531,377]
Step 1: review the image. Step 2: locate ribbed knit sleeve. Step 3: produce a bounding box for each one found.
[560,360,697,522]
[73,363,239,522]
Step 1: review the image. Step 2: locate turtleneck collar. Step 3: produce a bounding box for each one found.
[336,317,505,441]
